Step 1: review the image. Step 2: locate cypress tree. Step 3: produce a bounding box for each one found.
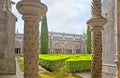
[86,26,91,54]
[40,15,48,54]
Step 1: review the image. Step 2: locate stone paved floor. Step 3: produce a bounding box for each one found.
[0,58,23,78]
[76,73,91,78]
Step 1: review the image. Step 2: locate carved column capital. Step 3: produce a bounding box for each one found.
[16,0,47,20]
[87,16,106,27]
[87,0,106,31]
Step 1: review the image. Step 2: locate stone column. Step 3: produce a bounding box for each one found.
[16,0,47,78]
[87,0,106,78]
[115,0,120,78]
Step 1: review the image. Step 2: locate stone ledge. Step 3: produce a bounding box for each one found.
[102,63,116,67]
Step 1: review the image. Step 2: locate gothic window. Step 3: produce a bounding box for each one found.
[54,41,62,49]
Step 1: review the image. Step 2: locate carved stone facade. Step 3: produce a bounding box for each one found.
[0,0,16,75]
[15,32,86,54]
[102,0,120,78]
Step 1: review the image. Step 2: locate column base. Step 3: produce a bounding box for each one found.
[0,59,16,75]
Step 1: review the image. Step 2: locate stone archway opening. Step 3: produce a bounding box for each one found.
[54,41,62,54]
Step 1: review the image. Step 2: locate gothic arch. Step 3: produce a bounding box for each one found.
[53,41,62,54]
[76,43,81,54]
[66,42,73,54]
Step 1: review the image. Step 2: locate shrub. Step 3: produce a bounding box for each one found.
[66,55,91,72]
[39,54,91,72]
[86,26,91,54]
[39,54,68,71]
[40,15,49,54]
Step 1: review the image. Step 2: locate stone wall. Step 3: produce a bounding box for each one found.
[0,0,4,10]
[15,32,86,54]
[0,0,12,10]
[0,9,16,75]
[102,0,117,77]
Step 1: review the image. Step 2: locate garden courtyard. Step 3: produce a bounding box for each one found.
[0,0,120,78]
[16,54,91,78]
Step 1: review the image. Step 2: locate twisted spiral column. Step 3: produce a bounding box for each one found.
[91,0,101,16]
[87,0,106,78]
[16,0,47,78]
[23,16,39,78]
[91,28,103,78]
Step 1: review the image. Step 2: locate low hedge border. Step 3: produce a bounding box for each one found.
[39,54,91,72]
[39,54,68,72]
[66,59,91,72]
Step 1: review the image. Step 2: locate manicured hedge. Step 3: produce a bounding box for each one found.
[66,55,91,72]
[39,54,91,72]
[39,54,68,71]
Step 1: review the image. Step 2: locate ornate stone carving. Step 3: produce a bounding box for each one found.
[16,0,47,78]
[91,0,101,17]
[87,0,106,78]
[23,16,39,78]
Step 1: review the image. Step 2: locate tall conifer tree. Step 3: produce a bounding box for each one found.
[40,15,48,54]
[86,26,91,54]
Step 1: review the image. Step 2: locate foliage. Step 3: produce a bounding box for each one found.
[66,55,91,72]
[86,26,91,54]
[17,55,83,78]
[39,54,68,71]
[40,15,49,54]
[39,54,91,72]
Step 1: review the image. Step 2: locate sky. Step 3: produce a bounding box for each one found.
[12,0,91,34]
